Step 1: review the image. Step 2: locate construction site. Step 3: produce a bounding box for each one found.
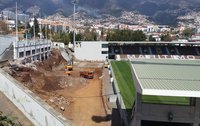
[2,48,111,126]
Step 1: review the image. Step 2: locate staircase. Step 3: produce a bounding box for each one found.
[1,44,14,60]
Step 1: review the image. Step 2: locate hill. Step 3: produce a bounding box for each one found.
[0,0,200,25]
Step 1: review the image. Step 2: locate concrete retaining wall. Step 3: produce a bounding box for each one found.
[0,69,73,126]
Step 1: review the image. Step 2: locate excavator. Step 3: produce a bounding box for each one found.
[80,69,94,79]
[65,61,73,75]
[66,63,73,71]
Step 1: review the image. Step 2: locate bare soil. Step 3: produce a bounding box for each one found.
[8,49,110,126]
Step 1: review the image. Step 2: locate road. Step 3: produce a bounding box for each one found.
[0,91,33,125]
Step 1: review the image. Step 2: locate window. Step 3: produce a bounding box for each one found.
[26,51,30,56]
[19,52,24,58]
[32,50,35,54]
[101,51,108,54]
[102,44,108,48]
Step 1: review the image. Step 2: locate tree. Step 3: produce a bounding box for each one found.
[106,29,146,41]
[0,113,20,126]
[82,29,97,41]
[68,32,83,43]
[161,33,172,41]
[52,32,71,45]
[182,28,195,38]
[0,21,9,35]
[149,35,156,41]
[30,17,40,37]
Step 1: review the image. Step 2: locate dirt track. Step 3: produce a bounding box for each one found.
[7,49,110,126]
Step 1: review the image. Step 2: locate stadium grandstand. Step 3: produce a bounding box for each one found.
[106,41,200,126]
[107,41,200,60]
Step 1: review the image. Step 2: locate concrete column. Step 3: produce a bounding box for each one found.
[136,93,142,126]
[43,53,45,60]
[139,47,142,54]
[148,47,152,54]
[165,47,169,54]
[131,92,142,126]
[195,48,200,55]
[194,98,200,126]
[30,46,33,62]
[175,47,179,55]
[39,53,41,61]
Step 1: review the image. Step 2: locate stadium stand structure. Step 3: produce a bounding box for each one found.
[108,41,200,126]
[108,42,200,57]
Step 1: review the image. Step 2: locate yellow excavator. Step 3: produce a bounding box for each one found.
[65,60,73,71]
[65,61,73,76]
[66,64,73,71]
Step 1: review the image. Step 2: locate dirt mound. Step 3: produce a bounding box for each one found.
[35,49,67,71]
[42,76,63,91]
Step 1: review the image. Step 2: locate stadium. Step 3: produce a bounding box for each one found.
[1,38,200,126]
[72,40,200,126]
[105,41,200,126]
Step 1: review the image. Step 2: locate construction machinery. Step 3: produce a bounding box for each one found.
[64,61,73,76]
[104,59,109,68]
[80,69,94,79]
[65,61,73,71]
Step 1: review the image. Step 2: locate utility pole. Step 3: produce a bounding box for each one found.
[25,14,28,44]
[14,2,18,60]
[45,17,48,42]
[15,2,18,42]
[33,6,36,44]
[72,0,78,52]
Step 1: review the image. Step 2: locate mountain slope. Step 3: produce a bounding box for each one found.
[0,0,200,25]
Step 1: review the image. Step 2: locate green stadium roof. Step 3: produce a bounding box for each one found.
[131,59,200,97]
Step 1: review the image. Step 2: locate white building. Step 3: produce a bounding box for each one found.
[13,39,52,63]
[74,41,108,61]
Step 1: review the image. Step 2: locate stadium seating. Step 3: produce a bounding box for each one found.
[109,44,200,56]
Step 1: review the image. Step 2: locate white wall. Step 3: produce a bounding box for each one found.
[0,69,73,126]
[0,36,15,58]
[74,41,108,61]
[53,42,65,48]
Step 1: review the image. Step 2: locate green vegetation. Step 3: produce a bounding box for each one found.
[52,28,97,45]
[161,33,172,41]
[149,35,156,41]
[111,61,135,109]
[30,17,40,37]
[0,112,21,126]
[0,21,9,35]
[111,61,190,113]
[182,28,195,38]
[106,29,146,41]
[82,29,97,41]
[52,32,71,45]
[142,95,190,105]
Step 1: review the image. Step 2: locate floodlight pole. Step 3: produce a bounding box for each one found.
[33,6,36,44]
[72,0,77,52]
[14,2,18,60]
[15,2,18,42]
